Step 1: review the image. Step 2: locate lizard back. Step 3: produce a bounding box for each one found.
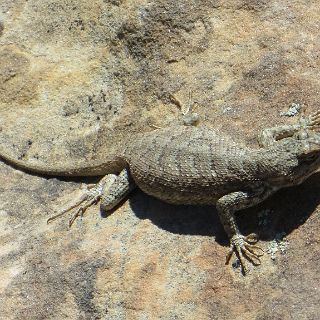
[123,126,260,205]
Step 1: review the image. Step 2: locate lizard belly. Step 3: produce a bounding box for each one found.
[131,175,220,205]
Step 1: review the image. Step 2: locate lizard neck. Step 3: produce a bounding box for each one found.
[254,145,299,186]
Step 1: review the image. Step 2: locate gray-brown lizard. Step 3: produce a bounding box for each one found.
[1,109,319,274]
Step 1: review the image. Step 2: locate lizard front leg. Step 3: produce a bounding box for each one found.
[216,185,276,274]
[258,110,320,147]
[48,168,136,227]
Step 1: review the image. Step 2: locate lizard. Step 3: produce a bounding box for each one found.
[1,107,319,274]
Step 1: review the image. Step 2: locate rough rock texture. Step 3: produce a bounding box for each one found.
[0,1,319,319]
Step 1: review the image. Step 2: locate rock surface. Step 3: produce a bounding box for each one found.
[0,1,319,319]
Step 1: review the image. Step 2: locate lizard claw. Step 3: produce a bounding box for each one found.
[226,233,264,275]
[47,184,104,227]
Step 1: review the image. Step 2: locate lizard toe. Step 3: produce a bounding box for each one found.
[236,249,249,275]
[47,184,103,226]
[245,243,264,257]
[227,234,263,274]
[68,195,100,227]
[242,244,263,265]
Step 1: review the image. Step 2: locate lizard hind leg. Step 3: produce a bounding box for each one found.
[47,168,136,227]
[100,167,136,212]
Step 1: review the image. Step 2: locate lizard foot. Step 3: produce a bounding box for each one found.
[47,183,104,227]
[226,233,264,274]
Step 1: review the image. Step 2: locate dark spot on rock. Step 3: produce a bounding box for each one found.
[68,19,85,31]
[105,0,123,5]
[18,152,26,160]
[0,20,4,36]
[167,58,179,63]
[62,101,80,116]
[100,90,106,102]
[88,95,94,107]
[232,260,241,269]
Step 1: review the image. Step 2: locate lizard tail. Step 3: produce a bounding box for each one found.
[0,149,126,176]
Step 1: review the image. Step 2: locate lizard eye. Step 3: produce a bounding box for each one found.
[295,131,309,140]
